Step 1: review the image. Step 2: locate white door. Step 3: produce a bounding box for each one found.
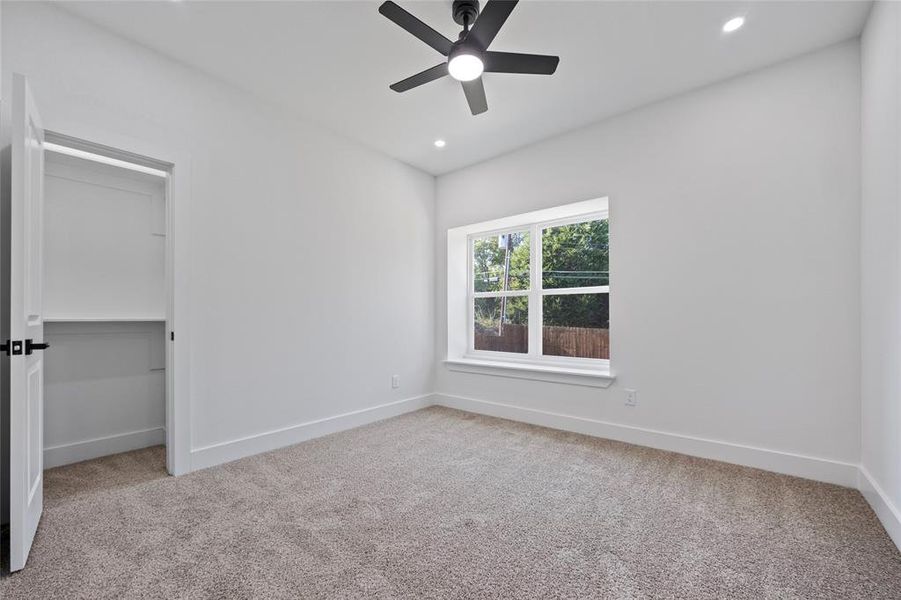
[9,73,47,572]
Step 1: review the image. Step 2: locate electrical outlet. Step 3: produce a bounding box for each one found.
[625,389,637,407]
[391,375,400,389]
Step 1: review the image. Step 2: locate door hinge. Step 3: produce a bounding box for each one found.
[170,331,175,341]
[1,340,24,356]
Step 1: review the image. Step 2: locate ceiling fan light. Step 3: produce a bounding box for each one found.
[448,53,484,82]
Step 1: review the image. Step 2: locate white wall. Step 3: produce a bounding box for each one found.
[860,1,901,547]
[435,42,862,484]
[2,2,435,465]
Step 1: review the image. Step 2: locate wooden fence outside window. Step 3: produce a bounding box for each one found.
[474,324,610,359]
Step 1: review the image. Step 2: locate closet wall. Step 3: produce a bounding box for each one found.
[43,152,166,468]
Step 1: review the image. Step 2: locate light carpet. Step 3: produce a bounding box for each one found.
[2,406,899,599]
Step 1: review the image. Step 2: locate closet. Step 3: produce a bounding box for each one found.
[42,148,167,469]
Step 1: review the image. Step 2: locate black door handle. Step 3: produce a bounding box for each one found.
[25,339,50,355]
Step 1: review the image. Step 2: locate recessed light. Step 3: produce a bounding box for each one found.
[434,139,446,148]
[722,16,745,33]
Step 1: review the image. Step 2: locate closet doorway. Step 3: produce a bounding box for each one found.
[39,129,188,478]
[43,141,169,471]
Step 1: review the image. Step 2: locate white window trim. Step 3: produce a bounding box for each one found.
[446,197,614,387]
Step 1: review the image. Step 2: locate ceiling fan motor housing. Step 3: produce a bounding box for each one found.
[452,0,480,27]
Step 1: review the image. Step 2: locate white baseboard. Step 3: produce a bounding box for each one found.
[44,427,166,469]
[858,466,901,551]
[190,394,434,471]
[433,393,859,488]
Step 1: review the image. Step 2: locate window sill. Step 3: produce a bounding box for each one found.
[444,358,615,388]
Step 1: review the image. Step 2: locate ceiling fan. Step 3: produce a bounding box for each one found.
[379,0,559,116]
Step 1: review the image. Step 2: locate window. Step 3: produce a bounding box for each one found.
[466,207,609,367]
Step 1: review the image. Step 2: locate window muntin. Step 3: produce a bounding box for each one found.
[468,214,609,364]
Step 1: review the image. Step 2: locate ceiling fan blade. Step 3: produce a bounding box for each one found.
[379,1,454,56]
[390,64,449,92]
[484,51,559,75]
[462,78,488,115]
[467,0,518,50]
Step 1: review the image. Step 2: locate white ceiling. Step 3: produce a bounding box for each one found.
[58,1,870,175]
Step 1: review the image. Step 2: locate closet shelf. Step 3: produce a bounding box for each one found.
[44,315,166,323]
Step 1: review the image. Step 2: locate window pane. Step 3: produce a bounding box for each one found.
[473,231,530,292]
[542,220,608,289]
[543,293,609,359]
[474,296,528,353]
